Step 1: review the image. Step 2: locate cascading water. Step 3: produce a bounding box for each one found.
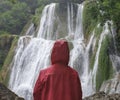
[9,37,54,99]
[37,3,56,39]
[25,23,35,36]
[80,30,95,96]
[8,2,112,100]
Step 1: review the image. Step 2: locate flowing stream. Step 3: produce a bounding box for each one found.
[9,3,112,99]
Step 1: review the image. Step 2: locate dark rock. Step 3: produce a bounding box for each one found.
[83,91,120,100]
[0,83,24,100]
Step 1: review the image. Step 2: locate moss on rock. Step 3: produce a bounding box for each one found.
[0,35,19,85]
[0,34,14,70]
[96,36,114,91]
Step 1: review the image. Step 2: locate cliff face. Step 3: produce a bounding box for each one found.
[0,83,24,100]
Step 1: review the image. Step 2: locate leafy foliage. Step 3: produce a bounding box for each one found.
[18,0,38,14]
[0,1,30,35]
[98,0,120,25]
[83,0,99,38]
[37,0,83,5]
[98,0,120,54]
[0,1,13,13]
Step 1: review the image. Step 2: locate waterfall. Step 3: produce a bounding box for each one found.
[25,23,35,36]
[81,31,95,97]
[75,4,84,40]
[8,2,112,100]
[9,37,54,99]
[67,3,84,40]
[67,3,74,34]
[37,3,56,39]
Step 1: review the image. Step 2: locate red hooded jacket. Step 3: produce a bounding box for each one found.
[33,40,82,100]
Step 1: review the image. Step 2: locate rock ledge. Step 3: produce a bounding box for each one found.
[0,83,24,100]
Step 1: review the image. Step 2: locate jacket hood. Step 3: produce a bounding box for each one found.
[51,40,69,65]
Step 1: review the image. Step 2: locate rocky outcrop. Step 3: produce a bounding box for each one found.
[100,73,120,94]
[0,83,24,100]
[0,35,14,68]
[0,82,120,100]
[83,91,120,100]
[83,74,120,100]
[0,35,19,83]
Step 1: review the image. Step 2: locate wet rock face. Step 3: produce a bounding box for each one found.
[0,83,24,100]
[83,91,120,100]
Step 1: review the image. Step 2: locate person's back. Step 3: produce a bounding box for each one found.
[33,40,82,100]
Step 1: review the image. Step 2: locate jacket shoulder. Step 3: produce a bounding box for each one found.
[66,66,79,76]
[40,65,52,74]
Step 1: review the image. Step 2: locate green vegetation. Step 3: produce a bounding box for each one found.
[37,0,83,5]
[0,34,14,70]
[98,0,120,54]
[0,1,30,35]
[0,35,19,84]
[83,0,120,54]
[96,36,114,91]
[31,6,44,27]
[116,32,120,54]
[94,25,103,38]
[83,0,99,39]
[90,53,96,70]
[98,0,120,27]
[3,36,19,85]
[19,0,38,14]
[89,25,103,70]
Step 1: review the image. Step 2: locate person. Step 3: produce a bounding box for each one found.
[33,40,82,100]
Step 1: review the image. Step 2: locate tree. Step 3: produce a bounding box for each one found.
[0,1,12,13]
[0,2,30,35]
[98,0,120,29]
[18,0,38,14]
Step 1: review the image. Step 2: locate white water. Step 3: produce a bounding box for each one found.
[81,31,95,97]
[67,3,84,40]
[25,23,35,36]
[37,3,56,39]
[9,37,54,99]
[9,3,111,100]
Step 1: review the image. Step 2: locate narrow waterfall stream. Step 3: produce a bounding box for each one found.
[8,2,112,100]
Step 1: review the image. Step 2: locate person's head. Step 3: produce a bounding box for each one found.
[51,40,69,65]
